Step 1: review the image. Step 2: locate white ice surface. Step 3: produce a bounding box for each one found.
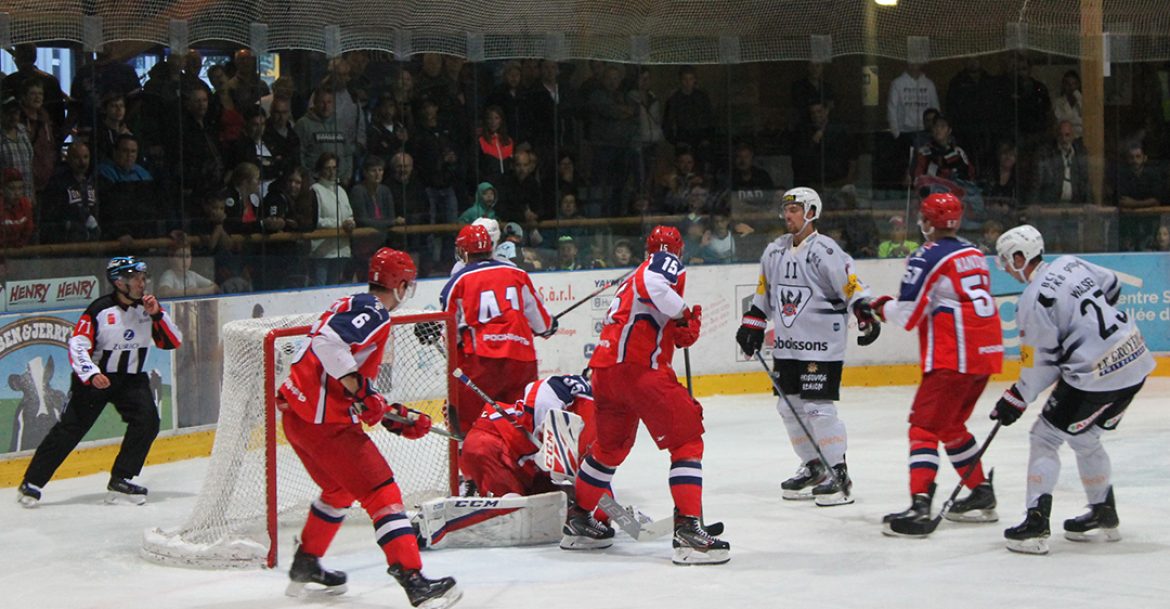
[5,379,1170,609]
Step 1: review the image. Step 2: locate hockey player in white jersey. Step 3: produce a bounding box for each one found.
[993,225,1155,555]
[735,187,881,506]
[450,218,514,275]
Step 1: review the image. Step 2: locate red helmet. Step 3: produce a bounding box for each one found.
[920,193,963,230]
[646,225,683,256]
[456,224,493,255]
[369,248,417,290]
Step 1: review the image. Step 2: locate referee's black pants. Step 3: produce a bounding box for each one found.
[23,374,160,488]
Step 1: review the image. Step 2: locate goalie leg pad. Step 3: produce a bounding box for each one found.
[416,491,567,549]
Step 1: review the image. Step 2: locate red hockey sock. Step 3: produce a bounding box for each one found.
[945,433,986,488]
[668,442,704,516]
[374,512,422,570]
[574,455,616,513]
[908,426,940,496]
[300,498,347,557]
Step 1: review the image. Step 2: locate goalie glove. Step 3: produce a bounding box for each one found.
[852,298,882,347]
[347,376,389,425]
[736,305,767,357]
[991,385,1028,426]
[673,305,702,348]
[381,403,434,440]
[413,321,443,346]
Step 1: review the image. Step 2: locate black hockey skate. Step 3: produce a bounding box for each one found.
[17,481,41,508]
[672,513,730,565]
[812,463,855,507]
[781,459,827,500]
[1004,494,1052,555]
[1063,487,1121,543]
[106,477,147,505]
[943,469,998,523]
[882,485,935,538]
[388,564,462,609]
[559,505,615,550]
[285,543,348,597]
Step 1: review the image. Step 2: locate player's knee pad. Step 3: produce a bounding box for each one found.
[319,489,357,512]
[362,479,406,521]
[1066,426,1105,456]
[590,445,631,470]
[908,425,938,444]
[668,438,704,463]
[1029,417,1067,452]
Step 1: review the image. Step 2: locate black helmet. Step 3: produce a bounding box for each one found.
[106,256,147,284]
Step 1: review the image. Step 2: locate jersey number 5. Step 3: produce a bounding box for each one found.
[960,275,996,318]
[479,286,521,323]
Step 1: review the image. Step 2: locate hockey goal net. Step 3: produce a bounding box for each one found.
[142,309,457,569]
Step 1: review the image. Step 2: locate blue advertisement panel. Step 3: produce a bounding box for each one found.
[990,252,1170,356]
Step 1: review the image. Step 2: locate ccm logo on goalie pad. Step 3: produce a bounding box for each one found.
[453,499,502,508]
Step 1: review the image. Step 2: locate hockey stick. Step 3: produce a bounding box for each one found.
[887,421,1002,537]
[683,347,693,396]
[552,269,634,321]
[382,410,462,441]
[754,352,849,497]
[597,493,673,541]
[451,368,541,447]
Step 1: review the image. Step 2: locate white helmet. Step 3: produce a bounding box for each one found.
[995,224,1044,274]
[780,187,822,223]
[472,217,501,248]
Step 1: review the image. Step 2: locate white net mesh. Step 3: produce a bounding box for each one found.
[3,1,1170,62]
[141,309,454,569]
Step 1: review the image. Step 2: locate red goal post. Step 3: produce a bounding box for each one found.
[142,309,458,570]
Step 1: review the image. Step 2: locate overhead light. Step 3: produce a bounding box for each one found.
[875,0,898,6]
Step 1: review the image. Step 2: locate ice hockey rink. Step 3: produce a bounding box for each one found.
[5,378,1169,609]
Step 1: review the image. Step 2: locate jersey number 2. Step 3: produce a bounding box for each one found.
[1080,289,1127,340]
[479,286,520,323]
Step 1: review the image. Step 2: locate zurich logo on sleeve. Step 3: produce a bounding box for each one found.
[123,329,135,340]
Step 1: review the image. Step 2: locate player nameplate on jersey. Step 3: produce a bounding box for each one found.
[776,285,812,328]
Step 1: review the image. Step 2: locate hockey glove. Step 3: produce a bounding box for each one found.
[736,305,767,357]
[347,377,389,425]
[991,385,1028,426]
[868,295,894,323]
[852,298,882,347]
[413,321,443,346]
[381,403,434,440]
[537,317,559,338]
[674,305,702,348]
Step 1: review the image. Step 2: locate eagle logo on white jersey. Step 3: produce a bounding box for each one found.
[777,286,812,328]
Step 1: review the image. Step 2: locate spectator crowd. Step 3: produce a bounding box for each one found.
[2,44,1169,295]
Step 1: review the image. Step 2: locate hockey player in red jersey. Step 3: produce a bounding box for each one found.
[440,224,555,438]
[867,193,1004,536]
[277,248,461,609]
[460,374,596,497]
[561,225,729,565]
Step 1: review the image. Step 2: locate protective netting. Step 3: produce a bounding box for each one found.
[141,309,455,569]
[3,1,1170,62]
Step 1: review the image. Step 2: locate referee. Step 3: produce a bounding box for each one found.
[17,256,183,507]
